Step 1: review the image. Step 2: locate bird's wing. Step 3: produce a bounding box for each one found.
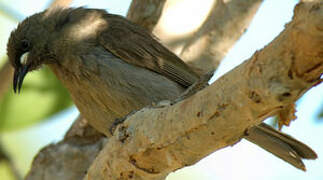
[98,14,199,87]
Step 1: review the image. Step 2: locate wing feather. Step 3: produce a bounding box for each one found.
[98,13,199,87]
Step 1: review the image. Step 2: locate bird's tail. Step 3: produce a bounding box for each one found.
[245,123,317,171]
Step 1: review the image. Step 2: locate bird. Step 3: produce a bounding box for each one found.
[7,7,317,171]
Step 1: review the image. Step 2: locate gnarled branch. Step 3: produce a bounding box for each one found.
[85,1,322,179]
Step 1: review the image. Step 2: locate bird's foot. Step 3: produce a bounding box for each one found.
[109,110,137,135]
[172,70,214,104]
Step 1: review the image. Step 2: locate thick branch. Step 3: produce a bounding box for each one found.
[85,1,322,179]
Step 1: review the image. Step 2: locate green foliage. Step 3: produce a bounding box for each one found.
[0,67,72,131]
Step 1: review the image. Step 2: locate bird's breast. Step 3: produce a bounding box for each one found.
[48,49,185,135]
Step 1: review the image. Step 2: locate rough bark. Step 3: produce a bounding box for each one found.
[84,1,323,179]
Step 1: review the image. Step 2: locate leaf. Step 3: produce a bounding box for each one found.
[0,67,73,131]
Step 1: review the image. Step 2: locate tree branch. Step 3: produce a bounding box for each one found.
[85,1,322,179]
[26,116,106,180]
[127,0,167,32]
[127,0,263,74]
[46,0,73,8]
[153,0,263,74]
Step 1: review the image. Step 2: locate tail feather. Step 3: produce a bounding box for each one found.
[245,123,317,171]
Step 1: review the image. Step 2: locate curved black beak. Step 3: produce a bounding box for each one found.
[13,65,29,93]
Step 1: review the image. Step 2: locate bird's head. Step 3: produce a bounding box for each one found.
[7,11,54,93]
[7,7,107,93]
[7,9,68,93]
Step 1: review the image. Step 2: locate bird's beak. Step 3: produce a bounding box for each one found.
[13,53,30,93]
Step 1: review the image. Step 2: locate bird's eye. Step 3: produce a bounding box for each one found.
[21,40,30,51]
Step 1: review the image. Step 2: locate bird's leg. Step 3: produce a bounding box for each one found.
[172,70,214,105]
[109,110,138,135]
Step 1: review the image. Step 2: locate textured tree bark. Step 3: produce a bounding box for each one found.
[84,1,322,179]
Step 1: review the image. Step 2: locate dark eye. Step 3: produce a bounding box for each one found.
[21,39,30,51]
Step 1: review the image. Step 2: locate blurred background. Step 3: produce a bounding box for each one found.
[0,0,322,180]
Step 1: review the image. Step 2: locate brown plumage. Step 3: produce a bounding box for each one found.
[7,7,317,171]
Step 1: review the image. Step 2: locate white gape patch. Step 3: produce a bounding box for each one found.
[20,52,29,65]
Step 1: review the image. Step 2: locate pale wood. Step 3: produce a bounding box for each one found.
[85,1,323,179]
[153,0,263,74]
